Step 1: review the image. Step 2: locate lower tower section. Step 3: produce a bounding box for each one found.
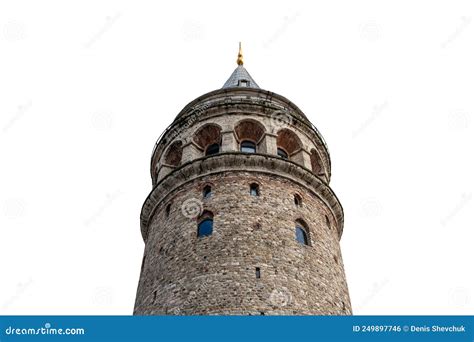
[134,154,350,315]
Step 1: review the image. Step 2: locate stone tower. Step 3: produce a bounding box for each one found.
[134,45,351,315]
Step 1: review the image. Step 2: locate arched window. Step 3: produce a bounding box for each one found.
[325,215,332,230]
[205,143,220,156]
[294,194,302,207]
[240,140,256,153]
[310,149,323,175]
[276,129,302,160]
[234,119,266,154]
[164,141,183,167]
[277,148,288,159]
[193,124,222,157]
[295,219,310,246]
[295,226,309,245]
[203,185,212,199]
[197,211,214,237]
[250,183,260,196]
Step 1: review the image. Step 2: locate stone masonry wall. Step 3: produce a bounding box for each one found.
[134,171,351,315]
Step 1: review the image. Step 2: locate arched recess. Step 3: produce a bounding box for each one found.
[295,218,311,246]
[234,119,266,153]
[310,148,324,177]
[197,210,214,237]
[164,141,183,167]
[276,129,303,162]
[193,124,222,155]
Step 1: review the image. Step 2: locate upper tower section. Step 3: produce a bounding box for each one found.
[148,43,334,204]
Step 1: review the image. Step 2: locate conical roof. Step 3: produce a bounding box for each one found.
[222,65,260,89]
[222,43,259,89]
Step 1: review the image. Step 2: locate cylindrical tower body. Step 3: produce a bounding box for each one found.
[134,58,351,315]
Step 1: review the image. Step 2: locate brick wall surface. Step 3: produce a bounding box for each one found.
[134,171,351,315]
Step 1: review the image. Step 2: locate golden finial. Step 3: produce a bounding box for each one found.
[237,42,244,66]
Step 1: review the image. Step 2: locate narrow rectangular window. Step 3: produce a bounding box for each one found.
[256,267,261,279]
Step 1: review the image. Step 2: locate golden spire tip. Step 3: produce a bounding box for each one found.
[237,42,244,66]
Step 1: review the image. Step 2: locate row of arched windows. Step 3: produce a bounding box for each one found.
[205,138,292,160]
[162,120,325,176]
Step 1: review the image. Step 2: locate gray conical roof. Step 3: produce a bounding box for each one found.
[222,65,259,89]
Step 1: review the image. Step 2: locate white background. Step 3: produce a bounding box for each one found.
[1,0,473,315]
